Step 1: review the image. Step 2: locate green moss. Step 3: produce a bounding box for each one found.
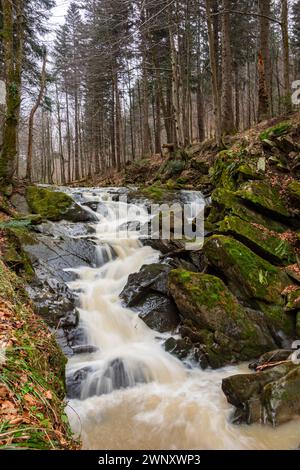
[168,270,276,366]
[1,228,35,279]
[141,184,165,201]
[204,235,290,305]
[217,216,295,265]
[285,288,300,311]
[259,122,291,141]
[211,148,248,191]
[208,188,288,232]
[287,180,300,202]
[0,260,77,449]
[235,181,290,218]
[26,186,73,221]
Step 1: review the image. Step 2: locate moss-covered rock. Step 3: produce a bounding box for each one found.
[26,186,73,221]
[287,180,300,203]
[168,270,276,367]
[259,121,291,141]
[235,181,291,218]
[26,186,96,222]
[222,362,299,425]
[217,216,295,265]
[207,188,288,233]
[204,235,290,305]
[285,288,300,312]
[236,164,264,182]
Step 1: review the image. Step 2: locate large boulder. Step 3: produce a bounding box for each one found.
[222,362,300,425]
[204,235,290,306]
[206,188,288,233]
[235,181,291,219]
[120,264,180,333]
[168,270,276,368]
[26,186,97,222]
[217,216,295,265]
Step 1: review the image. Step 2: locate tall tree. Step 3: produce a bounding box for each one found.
[0,0,24,186]
[281,0,292,113]
[221,0,234,134]
[258,0,271,121]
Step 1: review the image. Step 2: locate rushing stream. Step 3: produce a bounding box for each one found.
[46,188,299,450]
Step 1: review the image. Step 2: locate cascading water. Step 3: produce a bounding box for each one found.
[65,188,300,450]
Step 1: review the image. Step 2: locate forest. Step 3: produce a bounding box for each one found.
[1,0,300,456]
[0,0,299,184]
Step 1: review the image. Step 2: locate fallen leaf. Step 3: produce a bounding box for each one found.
[44,390,52,400]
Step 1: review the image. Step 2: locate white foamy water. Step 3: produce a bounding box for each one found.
[65,189,300,450]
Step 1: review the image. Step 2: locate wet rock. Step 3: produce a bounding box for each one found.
[164,336,209,368]
[67,358,151,399]
[136,294,179,333]
[120,264,180,333]
[168,270,276,368]
[23,234,97,283]
[66,366,92,399]
[71,345,99,355]
[121,264,171,305]
[217,216,295,265]
[222,362,300,425]
[249,349,293,371]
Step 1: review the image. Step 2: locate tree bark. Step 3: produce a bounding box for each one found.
[0,0,24,185]
[221,0,234,134]
[281,0,292,113]
[258,0,271,122]
[26,51,47,181]
[205,0,221,145]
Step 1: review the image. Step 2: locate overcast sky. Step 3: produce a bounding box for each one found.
[50,0,71,28]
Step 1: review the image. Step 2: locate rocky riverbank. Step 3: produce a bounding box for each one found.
[119,114,300,427]
[1,113,300,446]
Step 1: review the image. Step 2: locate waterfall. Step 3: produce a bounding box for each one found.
[64,188,300,450]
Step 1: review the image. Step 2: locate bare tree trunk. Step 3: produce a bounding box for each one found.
[221,0,234,134]
[0,0,24,186]
[205,0,221,145]
[26,51,47,181]
[258,0,271,122]
[55,84,66,184]
[281,0,292,113]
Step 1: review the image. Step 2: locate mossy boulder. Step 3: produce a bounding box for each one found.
[236,164,264,182]
[168,270,276,367]
[207,188,288,233]
[217,216,295,265]
[26,186,96,222]
[285,288,300,312]
[204,235,290,305]
[235,181,290,218]
[259,121,291,141]
[222,362,299,425]
[287,180,300,203]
